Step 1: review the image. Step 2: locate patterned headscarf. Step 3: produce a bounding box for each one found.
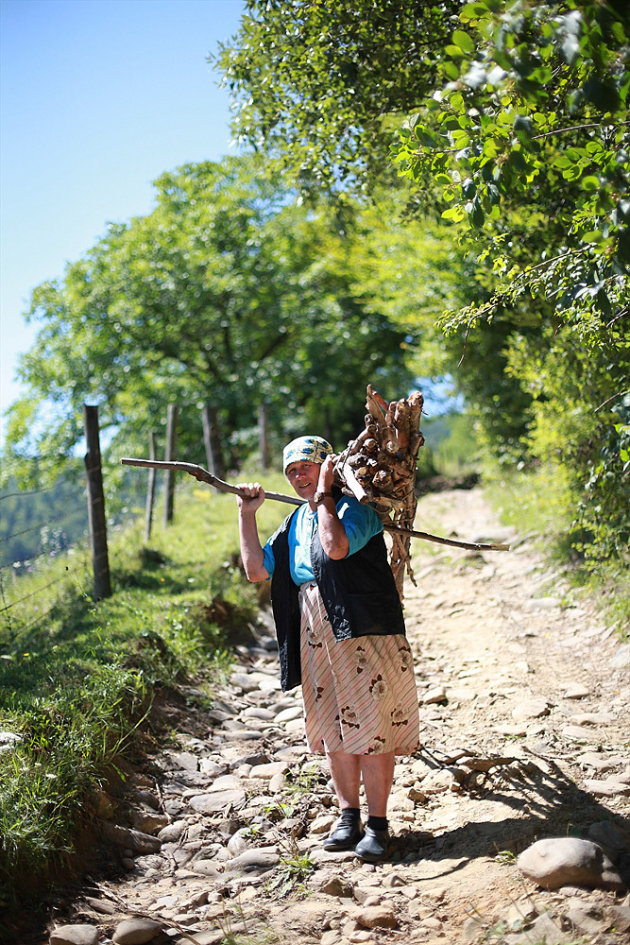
[282,435,333,473]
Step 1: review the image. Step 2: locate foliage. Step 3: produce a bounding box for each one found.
[217,0,630,564]
[214,0,463,198]
[0,471,87,567]
[3,154,413,487]
[0,477,287,906]
[394,0,630,333]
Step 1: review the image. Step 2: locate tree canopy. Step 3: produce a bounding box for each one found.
[217,0,629,561]
[3,155,413,483]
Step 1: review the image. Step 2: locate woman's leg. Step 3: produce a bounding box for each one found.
[360,751,395,817]
[326,749,361,809]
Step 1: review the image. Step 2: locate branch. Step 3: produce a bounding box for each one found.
[120,458,511,552]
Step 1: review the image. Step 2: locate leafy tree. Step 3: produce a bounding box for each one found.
[218,0,630,562]
[213,0,462,198]
[3,155,412,486]
[395,0,629,333]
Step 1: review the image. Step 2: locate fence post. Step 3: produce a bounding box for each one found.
[163,404,178,527]
[202,404,224,478]
[258,402,269,469]
[83,404,112,600]
[144,431,157,542]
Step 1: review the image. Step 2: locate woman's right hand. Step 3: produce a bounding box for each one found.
[236,482,266,513]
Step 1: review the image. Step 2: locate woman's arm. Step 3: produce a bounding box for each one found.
[236,483,270,582]
[315,457,350,560]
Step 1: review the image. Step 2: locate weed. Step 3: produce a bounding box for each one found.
[0,479,290,911]
[266,848,315,898]
[494,849,516,865]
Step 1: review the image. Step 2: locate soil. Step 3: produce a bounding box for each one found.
[13,486,630,945]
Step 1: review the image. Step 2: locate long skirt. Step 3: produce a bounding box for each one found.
[298,582,420,756]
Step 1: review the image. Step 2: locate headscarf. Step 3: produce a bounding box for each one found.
[282,435,333,473]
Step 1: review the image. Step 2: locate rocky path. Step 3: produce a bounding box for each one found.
[43,488,630,945]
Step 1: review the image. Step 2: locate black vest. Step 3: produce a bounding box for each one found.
[269,503,406,691]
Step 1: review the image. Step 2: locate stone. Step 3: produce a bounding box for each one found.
[609,905,630,934]
[199,758,229,777]
[166,751,199,772]
[310,870,354,898]
[224,847,280,873]
[504,911,572,944]
[188,789,246,813]
[247,761,287,779]
[564,902,606,936]
[49,925,100,945]
[583,776,630,797]
[129,808,170,834]
[612,644,630,669]
[512,699,550,721]
[517,837,626,891]
[562,683,591,699]
[99,821,162,854]
[353,905,398,929]
[422,687,447,705]
[112,918,164,944]
[192,859,222,877]
[0,730,22,750]
[587,820,630,856]
[157,819,187,842]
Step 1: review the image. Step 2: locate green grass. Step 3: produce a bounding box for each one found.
[484,464,630,641]
[0,471,290,907]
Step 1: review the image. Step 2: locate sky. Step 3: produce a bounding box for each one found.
[0,0,245,443]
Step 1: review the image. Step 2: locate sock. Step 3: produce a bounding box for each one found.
[339,807,361,823]
[367,815,388,832]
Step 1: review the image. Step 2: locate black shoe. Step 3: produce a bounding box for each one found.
[323,816,364,851]
[354,826,390,862]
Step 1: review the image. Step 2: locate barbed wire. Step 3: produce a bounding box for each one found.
[0,484,72,501]
[1,509,75,544]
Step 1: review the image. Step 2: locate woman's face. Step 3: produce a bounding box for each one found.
[286,460,320,500]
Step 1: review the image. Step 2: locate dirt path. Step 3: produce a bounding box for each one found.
[38,487,630,945]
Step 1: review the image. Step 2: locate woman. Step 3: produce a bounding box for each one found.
[237,435,419,863]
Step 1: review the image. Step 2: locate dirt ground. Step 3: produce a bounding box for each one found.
[21,486,630,945]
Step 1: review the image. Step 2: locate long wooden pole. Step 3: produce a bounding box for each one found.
[120,457,510,552]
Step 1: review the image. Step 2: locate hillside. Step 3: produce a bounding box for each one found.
[18,486,630,945]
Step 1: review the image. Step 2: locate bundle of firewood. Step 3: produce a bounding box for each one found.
[333,384,424,600]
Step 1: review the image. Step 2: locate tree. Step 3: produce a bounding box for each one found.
[213,0,462,198]
[394,0,629,332]
[3,155,413,486]
[217,0,630,561]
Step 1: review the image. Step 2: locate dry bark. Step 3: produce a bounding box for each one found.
[333,385,425,601]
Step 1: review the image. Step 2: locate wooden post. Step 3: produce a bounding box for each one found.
[258,403,269,470]
[144,431,157,542]
[201,405,224,479]
[83,404,112,600]
[163,405,178,527]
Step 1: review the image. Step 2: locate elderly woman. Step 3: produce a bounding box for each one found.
[237,435,419,862]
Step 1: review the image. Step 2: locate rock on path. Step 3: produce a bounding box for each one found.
[41,488,630,945]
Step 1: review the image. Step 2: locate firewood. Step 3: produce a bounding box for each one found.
[333,384,425,602]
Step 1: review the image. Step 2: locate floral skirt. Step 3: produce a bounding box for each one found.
[298,582,420,756]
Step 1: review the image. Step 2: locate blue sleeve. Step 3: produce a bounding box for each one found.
[262,539,275,578]
[338,497,384,555]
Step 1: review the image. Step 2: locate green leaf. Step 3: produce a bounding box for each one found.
[452,29,475,55]
[581,175,599,192]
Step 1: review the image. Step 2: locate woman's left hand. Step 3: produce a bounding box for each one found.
[318,455,336,493]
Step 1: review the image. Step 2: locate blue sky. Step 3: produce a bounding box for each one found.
[0,0,245,441]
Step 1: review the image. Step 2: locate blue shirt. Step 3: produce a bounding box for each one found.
[262,496,383,585]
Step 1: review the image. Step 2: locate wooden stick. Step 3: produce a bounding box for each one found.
[120,457,510,552]
[120,457,300,506]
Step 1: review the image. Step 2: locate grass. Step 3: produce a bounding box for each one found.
[0,470,290,909]
[483,464,630,641]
